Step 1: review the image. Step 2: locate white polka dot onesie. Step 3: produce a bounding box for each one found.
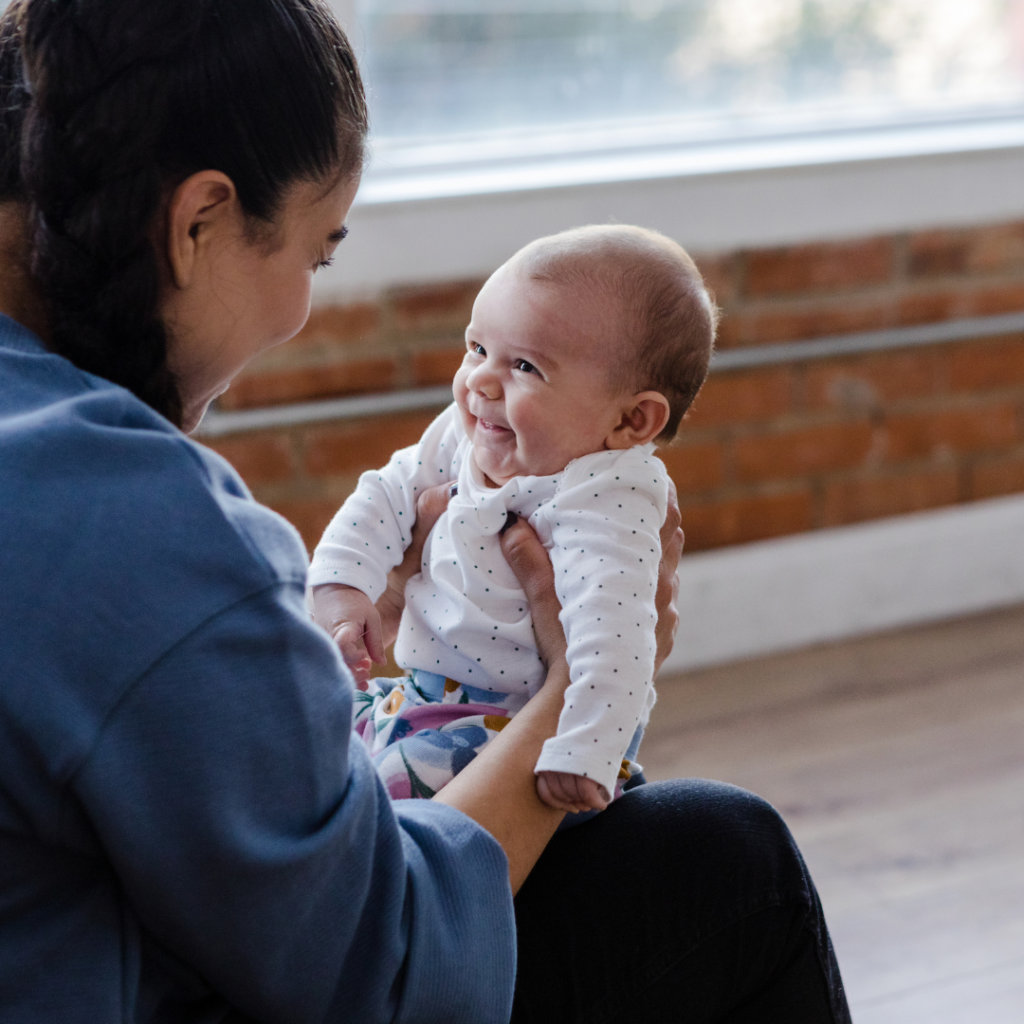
[309,403,669,799]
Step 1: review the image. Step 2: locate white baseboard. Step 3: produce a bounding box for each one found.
[661,493,1024,674]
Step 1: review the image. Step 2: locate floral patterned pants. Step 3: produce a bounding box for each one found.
[353,669,642,814]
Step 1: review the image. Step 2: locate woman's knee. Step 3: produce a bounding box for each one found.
[616,778,813,901]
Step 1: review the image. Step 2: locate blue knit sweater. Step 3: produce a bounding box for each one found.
[0,315,515,1023]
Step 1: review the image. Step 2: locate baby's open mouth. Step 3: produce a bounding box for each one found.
[478,418,512,435]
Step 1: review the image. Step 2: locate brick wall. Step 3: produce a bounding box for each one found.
[205,220,1024,554]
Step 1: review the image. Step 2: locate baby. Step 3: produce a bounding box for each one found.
[310,225,716,815]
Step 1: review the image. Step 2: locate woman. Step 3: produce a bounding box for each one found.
[0,1,851,1021]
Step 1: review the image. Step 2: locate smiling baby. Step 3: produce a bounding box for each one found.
[310,225,717,815]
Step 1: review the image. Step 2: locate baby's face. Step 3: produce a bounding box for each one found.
[454,264,631,487]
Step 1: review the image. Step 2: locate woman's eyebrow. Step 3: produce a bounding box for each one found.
[327,226,349,243]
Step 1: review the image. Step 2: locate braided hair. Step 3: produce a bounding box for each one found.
[12,0,367,426]
[0,2,28,202]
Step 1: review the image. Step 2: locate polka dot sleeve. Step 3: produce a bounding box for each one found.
[307,404,463,600]
[534,446,669,798]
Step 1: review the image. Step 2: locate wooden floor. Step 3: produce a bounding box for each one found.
[645,604,1024,1024]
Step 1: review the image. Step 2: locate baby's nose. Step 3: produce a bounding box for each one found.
[469,365,501,399]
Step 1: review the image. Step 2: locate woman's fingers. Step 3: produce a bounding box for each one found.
[500,515,568,667]
[654,479,685,675]
[394,482,451,591]
[409,483,453,564]
[377,482,453,646]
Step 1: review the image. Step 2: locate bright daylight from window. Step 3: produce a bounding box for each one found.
[357,0,1024,150]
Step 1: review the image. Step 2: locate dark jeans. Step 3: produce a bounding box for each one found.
[513,778,852,1024]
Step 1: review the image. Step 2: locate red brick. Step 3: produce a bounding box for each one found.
[718,300,894,348]
[302,412,440,478]
[680,489,813,551]
[220,359,397,410]
[822,468,959,527]
[895,290,961,326]
[804,350,947,411]
[962,282,1024,317]
[391,280,484,332]
[658,441,724,495]
[203,433,295,487]
[265,497,342,552]
[908,224,1024,279]
[694,253,740,307]
[291,303,380,348]
[970,453,1024,500]
[733,421,876,484]
[907,230,971,278]
[413,348,464,387]
[883,403,1019,463]
[949,337,1024,393]
[965,223,1024,274]
[685,368,794,428]
[745,238,893,298]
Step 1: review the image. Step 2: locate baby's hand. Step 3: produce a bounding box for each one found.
[312,584,384,689]
[536,771,611,814]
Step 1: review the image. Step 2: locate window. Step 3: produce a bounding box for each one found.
[357,0,1024,148]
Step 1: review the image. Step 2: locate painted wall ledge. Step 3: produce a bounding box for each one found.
[197,310,1024,438]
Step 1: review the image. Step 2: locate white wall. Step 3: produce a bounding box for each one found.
[661,494,1024,674]
[317,125,1024,300]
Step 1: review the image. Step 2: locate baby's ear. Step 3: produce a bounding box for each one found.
[605,392,671,449]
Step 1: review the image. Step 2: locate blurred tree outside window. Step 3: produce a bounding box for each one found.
[357,0,1024,143]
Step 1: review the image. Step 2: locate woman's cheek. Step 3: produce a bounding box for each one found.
[271,269,314,348]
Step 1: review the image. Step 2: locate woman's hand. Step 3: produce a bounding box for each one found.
[376,482,453,648]
[654,479,684,674]
[500,481,684,677]
[498,513,567,669]
[433,487,684,894]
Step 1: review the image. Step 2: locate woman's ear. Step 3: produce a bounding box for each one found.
[605,391,672,449]
[163,170,238,290]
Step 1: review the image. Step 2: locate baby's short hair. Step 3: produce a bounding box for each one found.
[512,224,718,441]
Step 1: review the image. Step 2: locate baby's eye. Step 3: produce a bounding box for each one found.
[513,358,539,374]
[469,342,486,356]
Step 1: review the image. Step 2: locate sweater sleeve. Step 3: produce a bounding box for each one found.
[308,404,462,599]
[71,576,515,1024]
[534,449,668,797]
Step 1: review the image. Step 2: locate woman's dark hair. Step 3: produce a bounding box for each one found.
[9,0,367,426]
[0,2,28,201]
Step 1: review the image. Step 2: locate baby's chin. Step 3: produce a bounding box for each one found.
[472,445,573,487]
[469,444,518,488]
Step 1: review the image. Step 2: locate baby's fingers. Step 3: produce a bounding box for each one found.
[350,655,372,690]
[536,773,575,812]
[573,776,610,811]
[536,771,586,813]
[331,620,367,665]
[362,607,386,666]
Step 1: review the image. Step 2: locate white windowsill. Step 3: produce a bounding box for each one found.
[357,104,1024,204]
[314,105,1024,300]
